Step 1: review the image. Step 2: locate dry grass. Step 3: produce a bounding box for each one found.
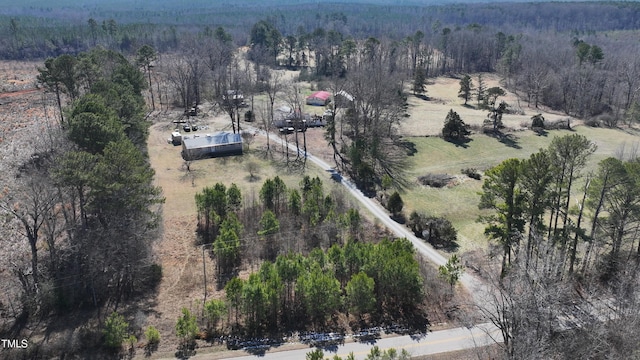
[145,108,347,354]
[402,73,575,137]
[0,60,40,92]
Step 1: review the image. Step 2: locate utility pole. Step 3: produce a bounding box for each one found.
[202,244,208,317]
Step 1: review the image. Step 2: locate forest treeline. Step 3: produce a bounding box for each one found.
[3,2,640,126]
[2,2,640,59]
[1,48,162,316]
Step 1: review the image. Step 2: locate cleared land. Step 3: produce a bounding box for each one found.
[145,109,358,355]
[401,74,572,137]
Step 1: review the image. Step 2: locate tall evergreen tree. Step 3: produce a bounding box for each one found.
[479,158,525,277]
[442,109,470,141]
[458,74,473,105]
[412,67,426,97]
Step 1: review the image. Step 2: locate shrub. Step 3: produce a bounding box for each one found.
[598,114,618,128]
[126,335,137,351]
[584,118,601,127]
[244,110,254,122]
[418,173,454,188]
[408,211,458,250]
[144,325,160,356]
[175,308,199,344]
[438,254,465,290]
[103,312,129,349]
[387,191,404,216]
[547,119,570,130]
[531,114,545,129]
[145,326,160,345]
[461,168,481,180]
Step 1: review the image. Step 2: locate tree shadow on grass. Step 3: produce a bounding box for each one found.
[398,139,418,156]
[445,137,473,149]
[175,340,197,359]
[244,345,269,356]
[499,134,521,149]
[391,213,407,224]
[429,239,460,253]
[245,174,262,183]
[270,155,308,176]
[144,342,159,357]
[533,128,548,137]
[487,130,521,149]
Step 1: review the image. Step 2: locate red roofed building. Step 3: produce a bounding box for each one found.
[306,91,332,106]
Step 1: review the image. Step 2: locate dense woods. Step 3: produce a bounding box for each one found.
[1,48,161,316]
[4,2,638,125]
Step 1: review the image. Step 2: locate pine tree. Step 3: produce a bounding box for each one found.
[458,74,473,105]
[476,74,486,107]
[387,191,404,216]
[442,109,470,141]
[412,67,426,97]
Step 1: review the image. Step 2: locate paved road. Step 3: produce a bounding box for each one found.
[228,323,501,360]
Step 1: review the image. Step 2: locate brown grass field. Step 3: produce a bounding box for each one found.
[143,108,361,356]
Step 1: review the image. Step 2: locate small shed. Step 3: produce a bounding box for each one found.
[334,90,354,108]
[224,90,246,107]
[171,131,182,145]
[182,132,242,160]
[306,91,332,106]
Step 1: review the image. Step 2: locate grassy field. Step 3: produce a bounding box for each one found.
[401,74,572,137]
[387,72,640,253]
[399,125,640,252]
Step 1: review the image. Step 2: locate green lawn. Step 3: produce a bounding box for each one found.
[401,126,640,252]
